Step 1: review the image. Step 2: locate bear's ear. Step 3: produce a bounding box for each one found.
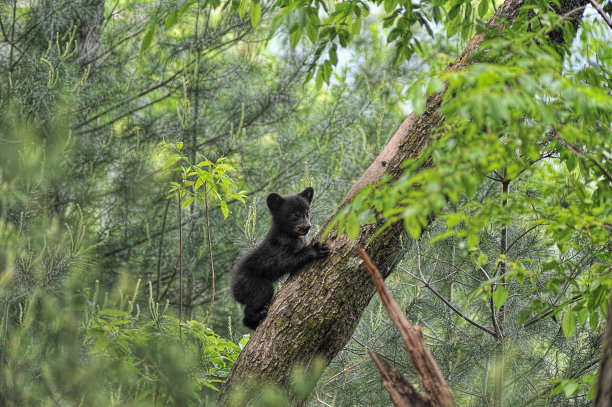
[266,193,284,212]
[298,187,314,204]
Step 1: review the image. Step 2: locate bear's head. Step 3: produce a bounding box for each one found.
[266,187,314,237]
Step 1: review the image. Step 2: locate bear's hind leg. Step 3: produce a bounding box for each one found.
[242,280,274,330]
[243,307,268,330]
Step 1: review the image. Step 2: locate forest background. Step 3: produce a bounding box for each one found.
[0,0,610,406]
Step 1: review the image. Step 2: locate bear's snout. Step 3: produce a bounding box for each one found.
[297,223,311,235]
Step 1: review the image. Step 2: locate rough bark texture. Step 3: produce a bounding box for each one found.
[359,247,455,407]
[595,298,612,407]
[218,1,587,404]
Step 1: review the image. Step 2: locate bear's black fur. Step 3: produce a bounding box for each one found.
[230,187,329,329]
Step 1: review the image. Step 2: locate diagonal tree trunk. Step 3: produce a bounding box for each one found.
[219,1,587,404]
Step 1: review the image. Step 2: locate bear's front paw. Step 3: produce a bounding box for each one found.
[311,242,330,259]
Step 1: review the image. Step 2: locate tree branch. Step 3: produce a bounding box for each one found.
[368,349,430,407]
[409,252,496,337]
[77,89,177,135]
[523,295,581,328]
[75,70,184,129]
[588,0,612,29]
[556,132,612,183]
[357,246,456,407]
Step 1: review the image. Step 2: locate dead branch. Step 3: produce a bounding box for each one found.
[357,246,456,407]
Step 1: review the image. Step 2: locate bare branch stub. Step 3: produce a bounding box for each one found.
[368,349,430,407]
[357,246,456,407]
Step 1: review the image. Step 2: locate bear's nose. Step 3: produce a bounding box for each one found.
[300,225,311,234]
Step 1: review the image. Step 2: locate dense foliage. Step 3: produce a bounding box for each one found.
[0,0,610,405]
[325,3,611,406]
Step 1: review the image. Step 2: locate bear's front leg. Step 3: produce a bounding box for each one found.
[308,242,330,259]
[279,242,330,276]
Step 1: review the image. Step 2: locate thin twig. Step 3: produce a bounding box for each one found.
[588,0,612,29]
[178,196,183,327]
[77,90,178,134]
[190,286,229,307]
[321,356,370,386]
[202,183,216,322]
[414,246,496,337]
[556,132,612,183]
[156,200,170,302]
[504,223,543,255]
[523,295,582,328]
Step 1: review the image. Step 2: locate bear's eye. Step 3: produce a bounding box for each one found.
[291,213,299,221]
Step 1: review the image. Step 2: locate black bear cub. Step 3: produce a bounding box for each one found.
[230,187,329,329]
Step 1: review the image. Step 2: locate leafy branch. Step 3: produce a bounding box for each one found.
[159,141,246,323]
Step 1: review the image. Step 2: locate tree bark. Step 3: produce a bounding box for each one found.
[595,298,612,407]
[218,1,587,404]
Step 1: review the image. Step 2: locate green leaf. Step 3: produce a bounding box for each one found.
[404,217,421,239]
[562,309,577,338]
[587,382,597,400]
[164,11,179,30]
[565,152,577,172]
[446,213,463,228]
[492,285,508,309]
[140,24,157,54]
[315,68,324,90]
[250,1,261,28]
[428,5,439,23]
[305,22,318,44]
[239,0,248,19]
[181,196,194,209]
[346,211,360,239]
[229,193,246,203]
[448,4,462,20]
[563,381,580,397]
[589,310,599,332]
[477,0,489,18]
[220,200,229,219]
[351,17,361,36]
[465,3,473,21]
[329,46,338,65]
[518,307,532,324]
[290,27,302,48]
[202,381,219,391]
[429,229,456,244]
[477,252,488,267]
[427,78,445,94]
[577,307,588,324]
[466,233,479,250]
[384,0,398,13]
